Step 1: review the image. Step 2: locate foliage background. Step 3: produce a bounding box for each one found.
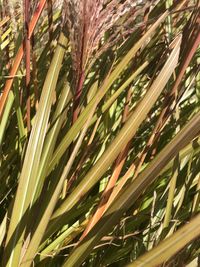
[0,0,200,266]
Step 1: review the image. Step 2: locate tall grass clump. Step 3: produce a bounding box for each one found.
[0,0,200,266]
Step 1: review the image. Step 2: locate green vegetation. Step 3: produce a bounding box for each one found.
[0,0,200,266]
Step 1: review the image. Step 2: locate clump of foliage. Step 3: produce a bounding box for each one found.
[0,0,200,266]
